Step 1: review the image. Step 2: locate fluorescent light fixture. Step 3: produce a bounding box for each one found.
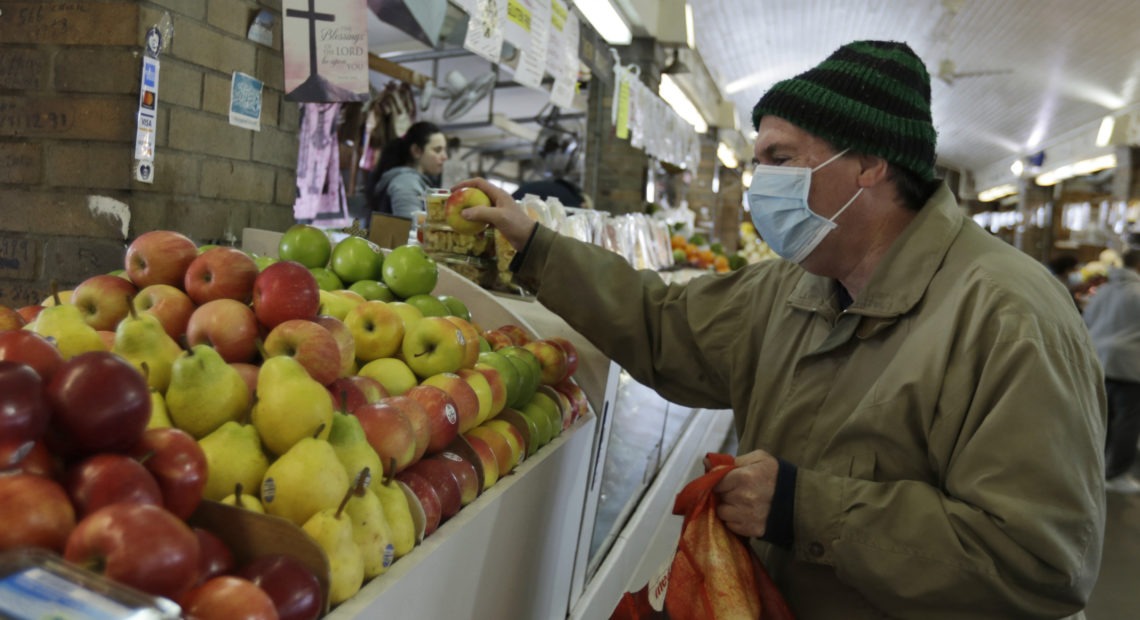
[659,74,707,133]
[684,3,695,49]
[1010,160,1024,176]
[978,184,1018,202]
[1096,116,1116,147]
[575,0,631,45]
[1036,153,1117,186]
[717,142,738,168]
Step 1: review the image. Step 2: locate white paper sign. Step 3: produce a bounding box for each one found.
[549,11,578,108]
[514,0,550,90]
[464,0,507,64]
[504,0,531,47]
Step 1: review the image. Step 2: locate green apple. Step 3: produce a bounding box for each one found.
[330,236,384,284]
[381,245,438,299]
[252,255,278,271]
[478,337,491,353]
[358,357,418,396]
[402,316,467,379]
[310,267,344,291]
[318,289,363,321]
[517,403,554,449]
[500,346,541,408]
[511,407,544,455]
[404,294,449,318]
[437,295,472,321]
[348,279,395,302]
[526,392,563,440]
[476,352,521,408]
[197,244,219,255]
[279,224,332,268]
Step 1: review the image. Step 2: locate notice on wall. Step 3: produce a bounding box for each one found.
[463,0,507,64]
[229,72,263,131]
[133,53,160,184]
[614,68,632,139]
[283,0,368,102]
[549,11,578,109]
[513,0,550,90]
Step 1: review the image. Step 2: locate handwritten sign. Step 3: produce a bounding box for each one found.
[283,0,368,102]
[0,2,136,45]
[0,50,46,90]
[0,143,42,184]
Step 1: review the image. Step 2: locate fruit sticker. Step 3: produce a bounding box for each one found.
[261,477,276,504]
[440,451,462,462]
[455,329,465,346]
[445,403,457,425]
[382,543,395,568]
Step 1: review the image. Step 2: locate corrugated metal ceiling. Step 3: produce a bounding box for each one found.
[691,0,1140,175]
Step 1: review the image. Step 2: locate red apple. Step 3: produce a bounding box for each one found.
[186,299,259,364]
[0,438,58,478]
[463,435,500,490]
[443,316,481,369]
[179,576,278,620]
[264,319,341,385]
[313,315,355,378]
[0,361,51,442]
[0,305,25,331]
[548,337,579,379]
[496,324,531,346]
[472,363,508,420]
[482,329,513,351]
[231,362,260,402]
[125,230,199,289]
[395,471,442,536]
[384,394,430,462]
[133,284,195,341]
[65,503,199,599]
[464,428,513,480]
[130,427,208,520]
[421,372,480,435]
[352,400,417,475]
[443,186,491,234]
[71,274,139,331]
[184,247,260,305]
[97,329,116,350]
[456,367,497,425]
[194,528,235,585]
[432,451,480,505]
[65,453,163,517]
[403,385,459,456]
[252,261,320,329]
[46,351,151,458]
[17,305,44,323]
[0,473,75,553]
[328,376,388,414]
[523,339,570,385]
[404,458,461,520]
[238,554,323,620]
[0,329,64,381]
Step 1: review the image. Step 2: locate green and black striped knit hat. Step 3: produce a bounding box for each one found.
[751,40,937,182]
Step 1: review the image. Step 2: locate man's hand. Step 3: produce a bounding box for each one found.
[713,450,779,539]
[450,178,536,251]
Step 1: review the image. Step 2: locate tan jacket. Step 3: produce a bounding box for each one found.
[516,184,1106,619]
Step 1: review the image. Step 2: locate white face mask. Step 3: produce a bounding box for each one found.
[747,149,864,263]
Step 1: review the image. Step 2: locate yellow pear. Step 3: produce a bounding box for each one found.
[146,387,172,429]
[31,298,105,360]
[327,412,383,487]
[198,421,269,502]
[252,356,333,456]
[220,482,266,514]
[112,305,182,392]
[342,467,395,578]
[167,345,250,438]
[302,485,364,605]
[261,432,350,526]
[373,459,416,558]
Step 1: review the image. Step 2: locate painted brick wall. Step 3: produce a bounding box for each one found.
[0,0,298,308]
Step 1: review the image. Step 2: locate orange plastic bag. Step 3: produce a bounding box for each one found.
[610,453,795,620]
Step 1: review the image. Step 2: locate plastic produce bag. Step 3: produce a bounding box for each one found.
[610,453,795,620]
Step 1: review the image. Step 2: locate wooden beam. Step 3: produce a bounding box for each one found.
[368,53,428,88]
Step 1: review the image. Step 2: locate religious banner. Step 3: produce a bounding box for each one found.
[283,0,369,102]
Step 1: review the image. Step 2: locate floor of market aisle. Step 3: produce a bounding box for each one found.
[1087,463,1140,618]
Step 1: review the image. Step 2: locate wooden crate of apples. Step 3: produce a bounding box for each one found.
[0,196,588,617]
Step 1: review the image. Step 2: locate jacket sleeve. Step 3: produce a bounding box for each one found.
[792,313,1107,618]
[515,226,777,409]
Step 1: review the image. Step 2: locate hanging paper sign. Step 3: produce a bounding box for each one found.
[514,0,550,90]
[615,71,631,139]
[464,0,507,64]
[283,0,369,102]
[504,0,531,47]
[545,0,568,78]
[132,53,160,184]
[229,72,264,131]
[549,11,578,109]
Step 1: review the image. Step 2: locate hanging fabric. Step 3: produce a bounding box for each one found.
[294,102,354,229]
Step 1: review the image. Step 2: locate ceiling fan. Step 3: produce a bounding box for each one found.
[418,68,497,121]
[935,58,1013,86]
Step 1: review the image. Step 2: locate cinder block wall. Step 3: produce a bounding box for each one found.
[0,0,298,308]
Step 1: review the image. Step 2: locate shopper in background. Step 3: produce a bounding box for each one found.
[458,40,1106,619]
[367,121,448,218]
[1046,253,1083,309]
[1082,251,1140,492]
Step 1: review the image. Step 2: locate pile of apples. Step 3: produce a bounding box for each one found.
[0,223,587,613]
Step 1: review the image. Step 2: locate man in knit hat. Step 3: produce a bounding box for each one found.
[461,40,1106,619]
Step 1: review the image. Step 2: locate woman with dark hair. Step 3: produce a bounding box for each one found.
[368,121,448,218]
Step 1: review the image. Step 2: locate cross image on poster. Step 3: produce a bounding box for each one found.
[283,0,369,102]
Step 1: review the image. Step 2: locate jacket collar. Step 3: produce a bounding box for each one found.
[788,182,964,319]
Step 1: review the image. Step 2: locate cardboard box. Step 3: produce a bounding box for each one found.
[367,214,413,249]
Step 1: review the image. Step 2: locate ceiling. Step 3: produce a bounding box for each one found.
[690,0,1140,180]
